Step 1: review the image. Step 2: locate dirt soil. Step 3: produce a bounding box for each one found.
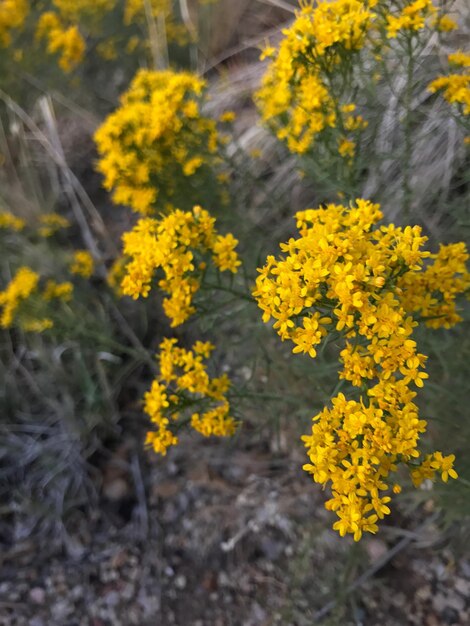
[1,429,469,626]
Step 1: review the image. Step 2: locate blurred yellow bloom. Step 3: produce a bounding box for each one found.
[0,211,25,231]
[433,14,458,33]
[448,51,470,69]
[36,12,85,72]
[37,213,70,237]
[386,0,436,38]
[0,267,39,328]
[429,71,470,116]
[219,111,236,123]
[69,250,95,278]
[338,138,355,158]
[0,0,28,47]
[43,280,73,302]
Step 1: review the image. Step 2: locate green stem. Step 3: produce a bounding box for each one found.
[201,282,256,303]
[228,391,302,404]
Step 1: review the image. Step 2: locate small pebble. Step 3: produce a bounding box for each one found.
[29,587,45,605]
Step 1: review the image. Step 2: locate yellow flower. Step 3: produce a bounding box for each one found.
[429,73,470,115]
[191,402,236,437]
[219,111,236,123]
[69,250,95,278]
[106,256,128,296]
[36,12,85,73]
[411,452,458,486]
[433,14,458,33]
[0,211,25,231]
[182,156,203,176]
[259,43,276,61]
[21,318,54,332]
[386,0,436,39]
[338,138,355,158]
[0,0,28,47]
[448,51,470,69]
[0,267,39,328]
[37,213,70,237]
[43,280,73,302]
[51,0,116,21]
[212,233,241,273]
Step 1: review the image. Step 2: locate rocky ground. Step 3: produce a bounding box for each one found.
[1,430,469,626]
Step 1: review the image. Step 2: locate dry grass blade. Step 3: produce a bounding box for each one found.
[38,96,103,267]
[0,89,118,259]
[313,512,440,622]
[144,0,169,70]
[256,0,296,13]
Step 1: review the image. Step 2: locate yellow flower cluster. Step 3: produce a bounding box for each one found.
[432,14,458,33]
[0,266,39,328]
[0,267,76,331]
[0,0,28,47]
[94,69,220,215]
[448,51,470,69]
[256,0,374,155]
[256,0,456,158]
[429,51,470,117]
[37,213,70,237]
[398,242,470,328]
[386,0,436,38]
[43,279,73,302]
[411,451,458,486]
[144,338,236,455]
[0,211,25,232]
[69,250,95,278]
[28,0,188,72]
[121,206,240,326]
[254,199,467,540]
[36,11,85,72]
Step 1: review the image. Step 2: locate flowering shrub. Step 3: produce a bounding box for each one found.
[253,199,469,540]
[94,70,224,215]
[256,0,456,156]
[256,0,374,157]
[255,0,462,215]
[0,0,193,75]
[0,266,73,331]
